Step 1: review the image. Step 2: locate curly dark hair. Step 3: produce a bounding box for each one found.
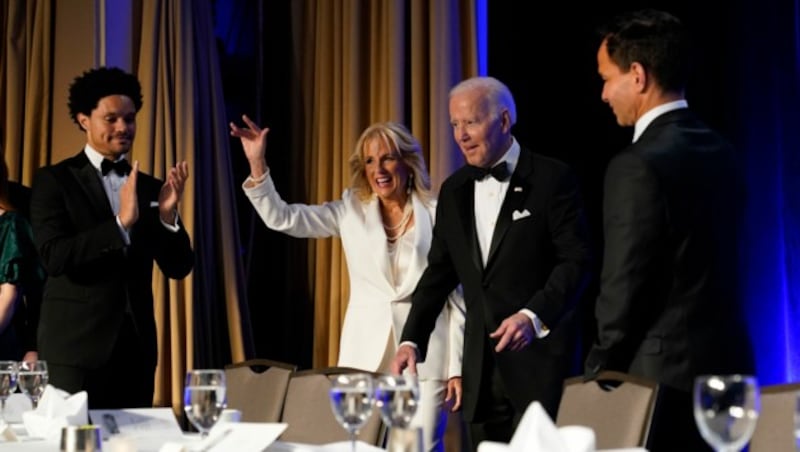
[67,67,143,129]
[599,9,691,94]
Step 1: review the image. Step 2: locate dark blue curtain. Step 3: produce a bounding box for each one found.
[736,0,800,384]
[213,0,314,369]
[488,1,800,385]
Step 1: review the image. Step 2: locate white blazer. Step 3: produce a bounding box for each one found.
[243,173,465,380]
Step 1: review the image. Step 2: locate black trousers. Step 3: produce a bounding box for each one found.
[47,315,155,409]
[466,346,523,452]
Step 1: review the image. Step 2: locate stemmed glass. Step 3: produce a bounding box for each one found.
[375,374,422,452]
[0,361,18,421]
[183,369,227,438]
[18,360,48,409]
[374,374,419,429]
[329,373,375,452]
[693,374,760,452]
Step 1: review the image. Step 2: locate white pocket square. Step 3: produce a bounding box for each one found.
[512,209,531,221]
[149,201,159,207]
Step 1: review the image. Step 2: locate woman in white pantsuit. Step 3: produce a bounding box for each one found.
[231,118,465,452]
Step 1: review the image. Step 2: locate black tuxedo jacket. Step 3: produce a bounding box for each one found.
[30,151,193,370]
[401,147,593,422]
[584,108,755,391]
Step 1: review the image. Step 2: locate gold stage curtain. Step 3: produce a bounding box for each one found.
[0,0,52,182]
[290,0,478,367]
[133,0,248,413]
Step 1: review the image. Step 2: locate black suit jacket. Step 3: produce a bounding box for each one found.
[400,146,593,422]
[30,151,194,369]
[584,108,755,391]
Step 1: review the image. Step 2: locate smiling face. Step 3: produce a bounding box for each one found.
[449,88,509,168]
[363,137,410,203]
[77,94,136,159]
[598,39,639,127]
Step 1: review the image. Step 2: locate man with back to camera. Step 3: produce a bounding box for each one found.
[30,67,194,409]
[584,9,755,450]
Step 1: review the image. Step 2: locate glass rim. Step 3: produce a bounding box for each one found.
[694,374,758,381]
[186,369,225,374]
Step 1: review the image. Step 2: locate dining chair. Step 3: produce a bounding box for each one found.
[224,358,298,422]
[749,381,800,452]
[278,366,386,446]
[555,371,659,449]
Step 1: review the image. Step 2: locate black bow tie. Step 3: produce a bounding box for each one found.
[466,161,510,182]
[101,159,131,176]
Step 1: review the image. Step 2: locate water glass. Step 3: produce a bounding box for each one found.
[18,360,48,409]
[0,361,18,420]
[329,373,374,452]
[183,369,226,438]
[794,390,799,451]
[693,374,760,452]
[374,374,419,429]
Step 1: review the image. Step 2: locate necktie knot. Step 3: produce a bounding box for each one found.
[467,161,510,182]
[101,159,131,176]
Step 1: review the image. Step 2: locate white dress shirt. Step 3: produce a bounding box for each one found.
[84,146,180,242]
[633,99,689,143]
[474,138,548,337]
[84,146,132,243]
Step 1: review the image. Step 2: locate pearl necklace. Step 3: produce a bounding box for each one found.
[383,202,413,242]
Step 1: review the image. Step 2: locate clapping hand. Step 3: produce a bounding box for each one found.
[159,161,189,224]
[119,161,139,229]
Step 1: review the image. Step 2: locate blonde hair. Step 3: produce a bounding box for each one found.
[348,122,432,203]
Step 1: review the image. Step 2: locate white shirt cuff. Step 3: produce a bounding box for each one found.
[520,308,550,338]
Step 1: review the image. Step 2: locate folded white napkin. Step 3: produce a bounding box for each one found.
[477,401,596,452]
[3,392,32,423]
[21,384,89,442]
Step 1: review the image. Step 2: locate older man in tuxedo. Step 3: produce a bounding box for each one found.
[392,76,593,451]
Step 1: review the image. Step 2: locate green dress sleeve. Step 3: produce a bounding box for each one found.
[0,212,26,285]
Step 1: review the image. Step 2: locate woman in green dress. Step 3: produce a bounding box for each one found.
[0,158,45,361]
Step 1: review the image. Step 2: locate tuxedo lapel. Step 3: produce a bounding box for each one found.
[486,149,534,267]
[70,153,114,219]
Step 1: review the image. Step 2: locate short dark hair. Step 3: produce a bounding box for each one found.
[67,67,143,129]
[599,9,691,94]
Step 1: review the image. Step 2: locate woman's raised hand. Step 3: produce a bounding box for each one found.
[230,114,269,179]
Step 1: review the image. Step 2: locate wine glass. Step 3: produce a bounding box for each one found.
[0,361,18,421]
[794,391,800,451]
[183,369,226,438]
[374,374,419,429]
[18,360,48,409]
[693,374,760,452]
[329,373,374,452]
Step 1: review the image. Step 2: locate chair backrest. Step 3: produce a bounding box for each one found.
[749,382,800,452]
[556,371,659,449]
[224,358,298,422]
[279,366,386,446]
